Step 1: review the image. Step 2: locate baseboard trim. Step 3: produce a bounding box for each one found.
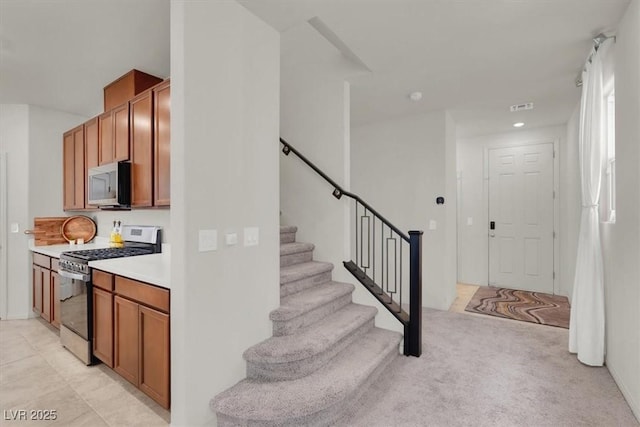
[607,361,640,423]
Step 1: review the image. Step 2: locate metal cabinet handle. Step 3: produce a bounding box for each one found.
[24,229,45,235]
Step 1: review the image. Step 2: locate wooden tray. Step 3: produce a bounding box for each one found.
[31,217,68,246]
[61,216,97,243]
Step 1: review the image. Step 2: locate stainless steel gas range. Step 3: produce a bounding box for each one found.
[57,225,162,364]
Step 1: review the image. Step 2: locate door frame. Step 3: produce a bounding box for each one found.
[483,139,560,294]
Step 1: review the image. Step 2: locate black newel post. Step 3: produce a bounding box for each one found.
[405,230,423,357]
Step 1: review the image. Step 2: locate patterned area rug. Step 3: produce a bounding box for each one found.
[464,287,570,329]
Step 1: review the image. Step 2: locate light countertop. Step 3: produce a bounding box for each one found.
[90,251,170,289]
[29,239,171,289]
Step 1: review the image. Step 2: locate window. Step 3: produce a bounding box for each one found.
[602,89,616,223]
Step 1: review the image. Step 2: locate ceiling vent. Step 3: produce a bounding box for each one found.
[510,102,534,112]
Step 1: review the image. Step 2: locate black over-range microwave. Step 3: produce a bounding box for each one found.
[87,161,131,208]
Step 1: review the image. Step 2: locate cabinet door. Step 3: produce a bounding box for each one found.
[130,91,153,207]
[72,126,85,209]
[114,296,139,386]
[51,271,61,328]
[93,287,114,367]
[41,269,51,322]
[139,306,170,409]
[84,117,99,209]
[154,81,170,206]
[114,104,130,161]
[63,131,75,210]
[99,111,114,165]
[32,265,43,315]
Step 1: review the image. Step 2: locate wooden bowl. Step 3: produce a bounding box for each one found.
[61,216,97,243]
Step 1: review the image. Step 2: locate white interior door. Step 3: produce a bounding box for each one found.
[488,143,554,294]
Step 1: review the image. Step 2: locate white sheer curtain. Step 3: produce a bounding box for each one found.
[569,39,612,366]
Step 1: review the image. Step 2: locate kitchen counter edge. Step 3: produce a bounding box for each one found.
[29,239,171,290]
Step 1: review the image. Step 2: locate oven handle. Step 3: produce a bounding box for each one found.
[57,269,90,282]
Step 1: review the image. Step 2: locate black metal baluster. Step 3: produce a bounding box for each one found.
[372,216,376,286]
[355,201,359,269]
[399,243,403,314]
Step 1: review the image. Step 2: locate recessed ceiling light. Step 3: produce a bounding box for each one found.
[513,122,525,128]
[409,91,422,101]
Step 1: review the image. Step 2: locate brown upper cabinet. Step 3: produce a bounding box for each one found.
[130,90,154,207]
[84,117,99,208]
[63,125,85,210]
[154,80,170,207]
[99,103,130,165]
[63,70,169,210]
[104,69,163,112]
[130,79,171,208]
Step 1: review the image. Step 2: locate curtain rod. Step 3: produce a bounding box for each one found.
[575,33,616,87]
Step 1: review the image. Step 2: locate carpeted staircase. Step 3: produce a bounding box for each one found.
[211,226,402,426]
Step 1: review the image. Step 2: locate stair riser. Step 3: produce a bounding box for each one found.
[280,250,313,267]
[280,232,296,244]
[247,319,375,381]
[280,271,332,298]
[272,294,352,336]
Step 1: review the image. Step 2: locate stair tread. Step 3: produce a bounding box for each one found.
[211,328,401,422]
[280,261,333,285]
[245,304,377,364]
[280,225,298,233]
[280,242,314,256]
[271,282,355,322]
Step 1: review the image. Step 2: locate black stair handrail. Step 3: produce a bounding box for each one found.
[280,137,422,357]
[281,138,409,242]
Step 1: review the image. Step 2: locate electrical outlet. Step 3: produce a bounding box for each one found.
[198,229,217,252]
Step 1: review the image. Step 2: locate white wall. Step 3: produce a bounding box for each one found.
[560,107,581,300]
[456,125,566,293]
[351,111,457,311]
[602,0,640,419]
[0,105,30,320]
[170,2,280,425]
[280,22,353,285]
[67,210,171,243]
[0,104,87,319]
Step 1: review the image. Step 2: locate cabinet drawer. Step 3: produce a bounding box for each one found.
[93,270,114,292]
[115,276,169,313]
[51,258,60,272]
[33,253,51,269]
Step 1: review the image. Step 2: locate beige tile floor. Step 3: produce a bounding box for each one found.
[0,318,170,426]
[449,282,480,313]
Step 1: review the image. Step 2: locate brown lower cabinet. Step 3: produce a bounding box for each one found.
[92,270,170,409]
[32,253,60,328]
[93,287,114,367]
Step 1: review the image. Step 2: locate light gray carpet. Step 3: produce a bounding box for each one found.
[336,308,639,427]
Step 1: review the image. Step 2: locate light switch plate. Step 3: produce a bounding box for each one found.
[198,229,217,252]
[429,220,437,230]
[10,223,19,233]
[244,227,259,247]
[225,233,238,246]
[467,217,473,226]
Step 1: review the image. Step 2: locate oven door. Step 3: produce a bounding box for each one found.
[57,269,91,340]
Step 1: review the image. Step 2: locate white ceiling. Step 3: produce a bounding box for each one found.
[0,0,170,118]
[1,0,630,136]
[242,0,630,136]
